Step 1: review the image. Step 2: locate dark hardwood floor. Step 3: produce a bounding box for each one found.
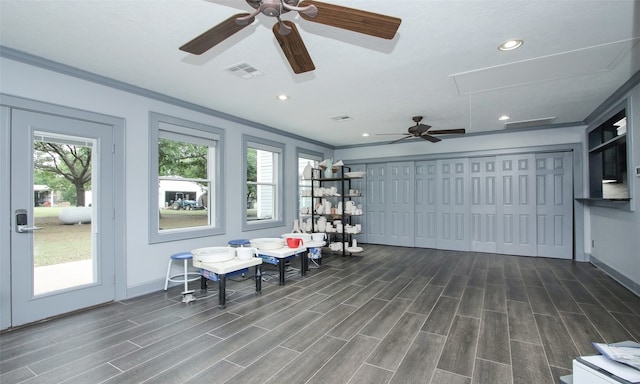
[1,245,639,384]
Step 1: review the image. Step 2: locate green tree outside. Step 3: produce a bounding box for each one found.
[34,142,91,207]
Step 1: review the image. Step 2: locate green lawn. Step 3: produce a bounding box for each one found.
[159,208,208,229]
[34,207,91,266]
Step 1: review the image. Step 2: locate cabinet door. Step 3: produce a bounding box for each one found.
[470,157,498,253]
[536,152,573,259]
[415,161,437,248]
[436,158,470,251]
[366,164,387,244]
[497,154,537,256]
[386,162,414,246]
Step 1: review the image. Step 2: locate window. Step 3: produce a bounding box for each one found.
[243,135,284,230]
[149,113,224,243]
[588,108,629,199]
[297,149,323,219]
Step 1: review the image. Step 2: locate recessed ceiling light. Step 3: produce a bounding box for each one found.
[362,133,370,137]
[498,115,511,121]
[498,39,523,51]
[277,94,289,101]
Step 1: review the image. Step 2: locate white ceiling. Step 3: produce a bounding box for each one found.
[1,0,639,147]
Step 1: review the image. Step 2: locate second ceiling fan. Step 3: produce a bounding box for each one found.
[379,116,466,144]
[179,0,402,74]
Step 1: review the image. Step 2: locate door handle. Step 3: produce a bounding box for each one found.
[15,209,42,233]
[17,225,42,233]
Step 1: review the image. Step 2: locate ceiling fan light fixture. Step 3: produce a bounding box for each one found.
[498,39,523,51]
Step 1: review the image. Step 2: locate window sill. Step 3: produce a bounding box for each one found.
[575,197,632,211]
[242,218,285,232]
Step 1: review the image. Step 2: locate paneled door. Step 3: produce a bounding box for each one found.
[436,158,470,251]
[415,161,437,248]
[9,110,116,326]
[497,154,537,256]
[386,162,414,246]
[536,152,573,259]
[365,164,387,244]
[470,157,498,253]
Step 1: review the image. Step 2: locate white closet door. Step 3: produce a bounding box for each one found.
[386,162,414,246]
[415,161,437,248]
[436,158,470,251]
[536,152,573,259]
[470,157,498,253]
[497,154,537,256]
[366,164,387,244]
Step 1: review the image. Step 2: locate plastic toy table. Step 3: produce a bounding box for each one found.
[256,246,308,285]
[193,257,263,309]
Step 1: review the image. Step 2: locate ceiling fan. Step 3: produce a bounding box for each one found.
[379,116,466,144]
[179,0,401,74]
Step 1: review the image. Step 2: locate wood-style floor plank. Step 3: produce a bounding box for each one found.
[477,310,511,364]
[365,312,426,371]
[431,369,471,384]
[306,334,379,384]
[389,332,446,384]
[359,298,413,339]
[436,315,480,377]
[457,286,484,318]
[507,300,541,345]
[579,303,636,342]
[281,304,356,352]
[347,363,393,384]
[510,340,554,384]
[534,313,579,369]
[473,358,512,384]
[265,335,347,384]
[505,277,528,302]
[421,296,459,335]
[442,274,468,299]
[558,311,603,355]
[543,283,582,313]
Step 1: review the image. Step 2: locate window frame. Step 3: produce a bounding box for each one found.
[149,112,225,243]
[297,148,324,220]
[242,135,285,231]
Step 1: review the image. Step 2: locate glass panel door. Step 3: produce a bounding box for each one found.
[10,110,115,326]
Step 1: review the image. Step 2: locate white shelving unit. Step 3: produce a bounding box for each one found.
[304,165,364,257]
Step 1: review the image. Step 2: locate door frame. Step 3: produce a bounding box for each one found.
[0,94,126,330]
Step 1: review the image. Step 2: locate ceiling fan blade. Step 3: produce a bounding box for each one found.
[376,133,410,136]
[298,1,401,39]
[421,134,442,143]
[389,135,413,144]
[179,13,254,55]
[427,128,466,135]
[273,20,315,74]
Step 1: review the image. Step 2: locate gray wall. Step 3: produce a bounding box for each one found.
[0,56,333,299]
[586,83,640,295]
